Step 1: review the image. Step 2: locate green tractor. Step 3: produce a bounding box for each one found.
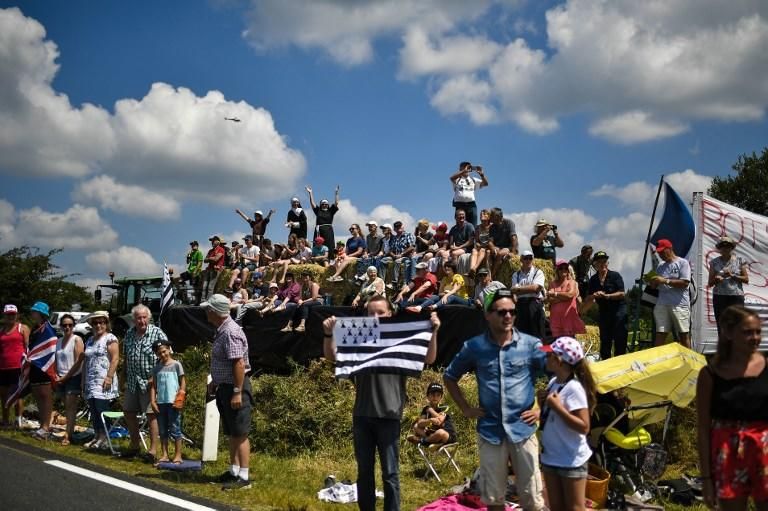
[94,274,192,337]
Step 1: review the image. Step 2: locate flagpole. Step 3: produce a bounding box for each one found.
[630,175,664,351]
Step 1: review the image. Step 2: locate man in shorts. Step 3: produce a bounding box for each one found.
[444,289,546,511]
[121,304,166,459]
[649,239,691,348]
[204,294,253,490]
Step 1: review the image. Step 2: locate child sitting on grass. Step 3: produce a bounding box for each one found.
[149,340,186,465]
[407,382,456,448]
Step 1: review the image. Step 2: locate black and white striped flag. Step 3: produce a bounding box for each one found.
[333,316,432,379]
[159,263,173,327]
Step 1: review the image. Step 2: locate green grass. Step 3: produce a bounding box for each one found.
[1,348,707,510]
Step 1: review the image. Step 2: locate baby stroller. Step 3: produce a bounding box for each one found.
[588,344,706,502]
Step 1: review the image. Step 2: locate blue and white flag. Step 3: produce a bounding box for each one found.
[159,263,173,326]
[651,182,696,257]
[333,317,432,379]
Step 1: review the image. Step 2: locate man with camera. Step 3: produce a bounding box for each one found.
[530,219,563,264]
[449,161,488,227]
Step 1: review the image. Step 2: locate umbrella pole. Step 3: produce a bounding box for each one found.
[631,175,664,351]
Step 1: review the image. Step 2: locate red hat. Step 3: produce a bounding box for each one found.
[655,239,673,253]
[433,222,448,231]
[314,236,325,244]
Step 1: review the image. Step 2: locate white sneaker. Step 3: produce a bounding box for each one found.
[32,428,50,440]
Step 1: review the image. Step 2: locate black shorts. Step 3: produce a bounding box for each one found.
[0,368,21,387]
[29,365,53,386]
[215,379,253,437]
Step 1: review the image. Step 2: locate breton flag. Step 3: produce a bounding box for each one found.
[333,316,432,379]
[159,262,174,327]
[7,322,58,406]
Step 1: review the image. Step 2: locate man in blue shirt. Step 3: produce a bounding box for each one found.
[444,289,546,511]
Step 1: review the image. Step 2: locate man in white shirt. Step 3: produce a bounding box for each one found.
[227,235,260,291]
[509,250,546,339]
[648,239,691,348]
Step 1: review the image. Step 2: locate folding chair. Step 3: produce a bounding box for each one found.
[101,411,147,455]
[416,442,461,483]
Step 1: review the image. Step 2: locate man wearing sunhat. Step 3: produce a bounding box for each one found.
[444,289,546,511]
[583,251,627,360]
[707,235,749,332]
[649,239,691,348]
[204,294,253,490]
[530,219,563,264]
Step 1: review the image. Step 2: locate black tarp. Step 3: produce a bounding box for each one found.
[162,305,488,373]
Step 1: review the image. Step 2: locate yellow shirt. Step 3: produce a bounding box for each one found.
[440,274,468,299]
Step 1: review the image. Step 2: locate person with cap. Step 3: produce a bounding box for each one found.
[406,260,471,312]
[449,161,488,227]
[306,184,340,259]
[530,219,563,264]
[120,304,168,459]
[488,207,518,278]
[352,266,386,308]
[509,250,547,339]
[180,240,204,304]
[469,208,493,278]
[80,311,119,449]
[310,235,330,266]
[547,259,586,339]
[583,251,627,360]
[203,295,253,490]
[228,235,261,291]
[444,289,546,511]
[322,296,441,511]
[708,236,749,333]
[407,381,456,447]
[355,221,383,278]
[569,245,594,299]
[390,221,416,288]
[472,268,506,309]
[236,207,274,249]
[255,282,282,316]
[327,224,367,282]
[536,337,596,511]
[148,338,186,465]
[448,209,475,263]
[286,197,308,241]
[22,301,58,439]
[649,239,692,348]
[203,235,226,300]
[265,271,301,316]
[281,271,321,333]
[394,262,438,310]
[0,304,29,428]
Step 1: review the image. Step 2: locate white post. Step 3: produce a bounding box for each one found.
[202,374,220,462]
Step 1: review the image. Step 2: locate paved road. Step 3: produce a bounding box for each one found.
[0,438,232,511]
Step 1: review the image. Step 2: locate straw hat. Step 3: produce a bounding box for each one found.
[86,310,110,325]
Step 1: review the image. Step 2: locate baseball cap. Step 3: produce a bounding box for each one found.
[593,250,609,260]
[434,222,448,231]
[30,301,50,317]
[520,249,534,258]
[200,294,230,315]
[269,282,279,289]
[254,210,264,216]
[477,267,490,275]
[393,221,403,229]
[189,240,199,246]
[426,382,444,395]
[320,199,329,205]
[3,304,18,314]
[716,236,736,248]
[365,220,378,227]
[414,262,428,270]
[243,235,252,241]
[539,337,584,365]
[314,236,325,244]
[209,235,221,242]
[381,223,393,230]
[485,288,515,312]
[655,239,673,253]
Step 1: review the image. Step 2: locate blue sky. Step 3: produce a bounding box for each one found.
[1,1,766,292]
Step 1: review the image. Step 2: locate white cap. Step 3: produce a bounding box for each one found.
[415,262,428,270]
[381,223,393,230]
[365,220,378,227]
[521,250,534,257]
[254,210,264,216]
[201,294,231,314]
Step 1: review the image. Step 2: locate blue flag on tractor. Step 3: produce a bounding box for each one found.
[650,182,696,257]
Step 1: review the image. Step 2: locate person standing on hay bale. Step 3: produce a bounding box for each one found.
[444,289,546,511]
[697,305,766,511]
[306,184,340,260]
[583,251,627,360]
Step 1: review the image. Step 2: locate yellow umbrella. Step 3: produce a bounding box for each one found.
[590,343,706,426]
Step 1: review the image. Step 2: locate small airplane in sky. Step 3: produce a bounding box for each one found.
[224,117,241,122]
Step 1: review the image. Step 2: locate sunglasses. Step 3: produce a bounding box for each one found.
[61,323,75,328]
[521,256,533,260]
[91,320,108,325]
[491,308,516,317]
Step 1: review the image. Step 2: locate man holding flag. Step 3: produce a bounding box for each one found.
[322,297,440,511]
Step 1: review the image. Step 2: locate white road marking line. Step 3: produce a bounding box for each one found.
[44,460,218,511]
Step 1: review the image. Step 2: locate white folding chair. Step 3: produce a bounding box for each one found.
[100,411,147,455]
[416,442,461,483]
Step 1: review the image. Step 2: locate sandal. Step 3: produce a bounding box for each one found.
[153,457,170,468]
[61,437,70,446]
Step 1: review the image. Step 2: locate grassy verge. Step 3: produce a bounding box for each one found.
[1,345,706,510]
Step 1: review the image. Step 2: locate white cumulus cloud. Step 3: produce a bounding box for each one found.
[73,175,181,220]
[331,199,416,240]
[591,169,714,211]
[589,111,689,144]
[86,246,161,275]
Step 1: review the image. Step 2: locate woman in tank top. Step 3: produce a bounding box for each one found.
[707,236,749,333]
[0,304,30,428]
[54,314,84,445]
[697,305,766,510]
